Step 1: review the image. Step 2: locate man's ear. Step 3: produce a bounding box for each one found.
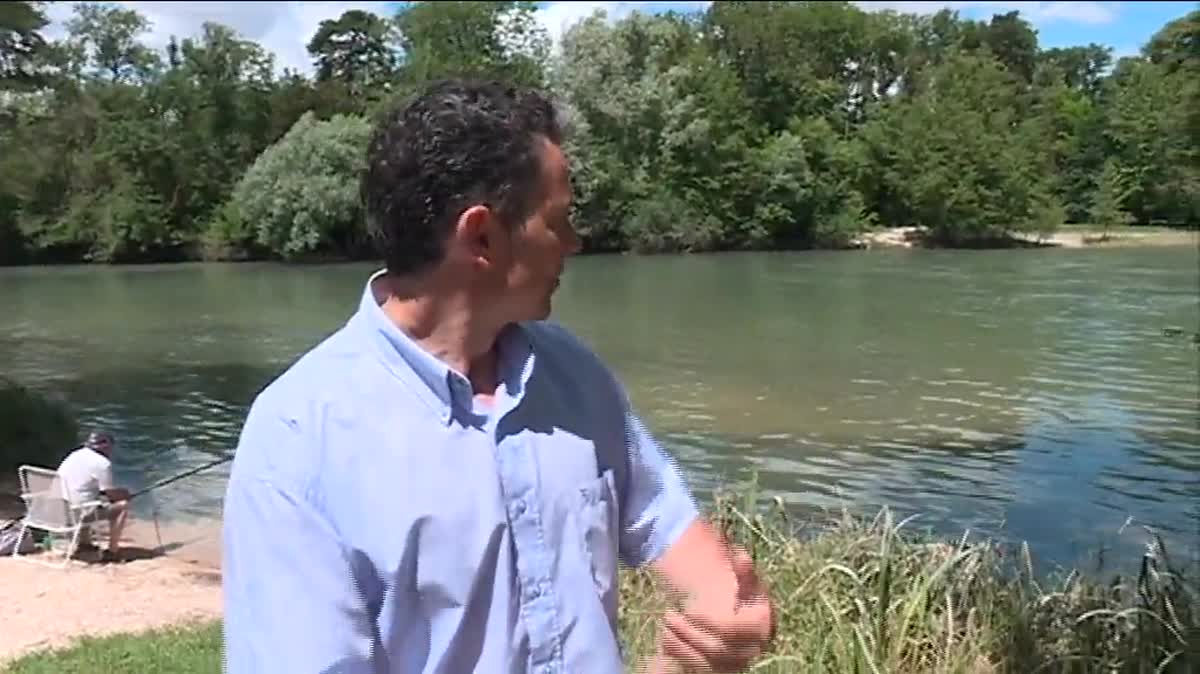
[453,204,499,268]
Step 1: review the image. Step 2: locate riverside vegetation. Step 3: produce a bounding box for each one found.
[5,479,1197,673]
[0,2,1197,264]
[0,376,77,476]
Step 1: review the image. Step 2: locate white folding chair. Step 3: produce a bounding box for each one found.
[11,465,104,568]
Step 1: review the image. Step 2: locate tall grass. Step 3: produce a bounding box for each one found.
[618,479,1199,673]
[0,376,79,474]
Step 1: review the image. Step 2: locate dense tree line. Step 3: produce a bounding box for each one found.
[0,1,1195,264]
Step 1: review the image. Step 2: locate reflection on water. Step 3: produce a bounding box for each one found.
[1,247,1196,573]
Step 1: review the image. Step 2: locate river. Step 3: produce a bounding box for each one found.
[1,247,1197,573]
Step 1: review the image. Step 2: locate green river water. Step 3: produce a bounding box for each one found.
[1,247,1196,572]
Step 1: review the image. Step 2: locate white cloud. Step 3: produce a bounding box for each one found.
[1030,2,1118,25]
[853,2,1119,25]
[44,1,394,75]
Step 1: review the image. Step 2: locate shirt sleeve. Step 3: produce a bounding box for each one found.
[222,408,378,674]
[96,461,114,493]
[616,398,701,569]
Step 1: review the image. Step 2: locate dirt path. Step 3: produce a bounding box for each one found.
[0,516,223,665]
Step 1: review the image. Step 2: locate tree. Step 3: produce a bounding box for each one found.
[1105,58,1198,225]
[221,112,373,261]
[1038,44,1112,99]
[982,11,1038,84]
[64,2,161,83]
[862,50,1058,244]
[394,1,549,89]
[0,0,48,91]
[1089,158,1134,239]
[307,10,397,98]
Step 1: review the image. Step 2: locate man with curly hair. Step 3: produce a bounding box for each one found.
[223,79,775,674]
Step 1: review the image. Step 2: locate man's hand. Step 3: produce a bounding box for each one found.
[104,487,132,501]
[652,546,775,673]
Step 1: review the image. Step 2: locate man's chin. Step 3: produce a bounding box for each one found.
[535,293,555,320]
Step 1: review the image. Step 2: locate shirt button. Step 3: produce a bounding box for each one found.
[511,499,526,516]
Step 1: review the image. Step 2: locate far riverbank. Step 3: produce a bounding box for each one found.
[3,224,1196,268]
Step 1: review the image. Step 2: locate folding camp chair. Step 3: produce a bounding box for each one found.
[10,465,104,568]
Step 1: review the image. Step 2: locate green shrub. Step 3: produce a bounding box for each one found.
[0,376,79,473]
[221,111,373,261]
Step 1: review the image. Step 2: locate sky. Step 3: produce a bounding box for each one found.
[41,1,1196,76]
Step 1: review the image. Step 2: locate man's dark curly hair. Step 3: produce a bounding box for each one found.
[362,79,565,277]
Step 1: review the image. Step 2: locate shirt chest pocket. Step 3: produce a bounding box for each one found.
[575,468,620,606]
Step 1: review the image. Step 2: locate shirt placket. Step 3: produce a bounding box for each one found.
[492,402,564,674]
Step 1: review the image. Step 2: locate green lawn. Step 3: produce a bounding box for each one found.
[3,621,222,674]
[5,480,1198,673]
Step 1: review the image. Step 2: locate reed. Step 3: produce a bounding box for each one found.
[617,476,1199,673]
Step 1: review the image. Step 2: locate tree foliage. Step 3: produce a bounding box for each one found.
[217,112,373,261]
[0,2,1196,265]
[307,9,398,101]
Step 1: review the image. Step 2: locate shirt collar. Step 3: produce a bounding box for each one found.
[355,269,534,425]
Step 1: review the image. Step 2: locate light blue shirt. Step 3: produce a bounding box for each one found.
[222,270,700,674]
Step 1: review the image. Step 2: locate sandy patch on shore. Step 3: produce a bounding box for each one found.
[854,226,1199,250]
[0,516,223,665]
[1035,228,1199,248]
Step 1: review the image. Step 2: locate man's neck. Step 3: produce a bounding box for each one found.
[376,274,503,394]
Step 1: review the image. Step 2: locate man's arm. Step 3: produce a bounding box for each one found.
[101,487,131,501]
[615,412,701,570]
[222,409,377,674]
[96,462,129,501]
[615,405,774,673]
[614,408,739,600]
[650,518,740,603]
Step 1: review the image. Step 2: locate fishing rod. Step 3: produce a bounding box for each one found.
[129,454,233,500]
[126,453,232,554]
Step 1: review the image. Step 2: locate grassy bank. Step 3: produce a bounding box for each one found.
[2,621,223,674]
[621,486,1199,672]
[5,482,1197,673]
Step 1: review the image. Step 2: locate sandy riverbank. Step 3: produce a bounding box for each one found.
[854,226,1199,249]
[0,515,223,664]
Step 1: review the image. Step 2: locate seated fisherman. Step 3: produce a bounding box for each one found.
[57,431,130,562]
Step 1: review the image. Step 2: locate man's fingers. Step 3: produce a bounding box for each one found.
[729,545,766,602]
[681,594,774,646]
[660,614,712,671]
[666,609,766,673]
[731,546,754,577]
